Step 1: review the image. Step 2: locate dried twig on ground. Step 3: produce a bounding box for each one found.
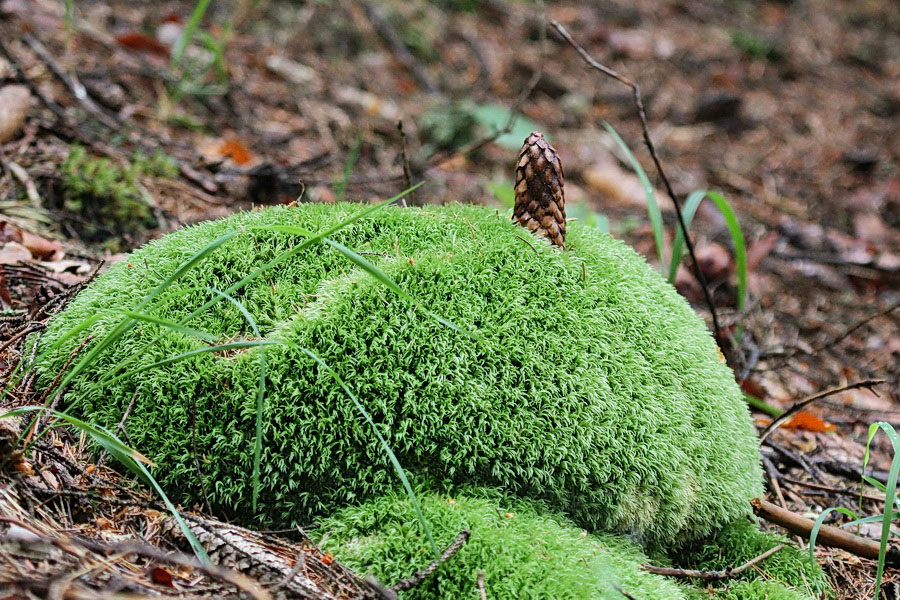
[391,529,470,592]
[476,570,487,600]
[758,379,885,444]
[549,20,724,352]
[642,544,785,580]
[751,498,900,567]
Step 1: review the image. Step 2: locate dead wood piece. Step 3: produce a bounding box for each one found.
[642,543,784,580]
[751,498,900,567]
[513,131,565,247]
[162,515,372,600]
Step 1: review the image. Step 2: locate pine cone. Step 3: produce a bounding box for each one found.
[513,131,566,247]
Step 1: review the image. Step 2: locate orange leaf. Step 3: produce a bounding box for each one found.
[115,33,170,58]
[783,411,835,433]
[321,552,334,565]
[219,138,253,165]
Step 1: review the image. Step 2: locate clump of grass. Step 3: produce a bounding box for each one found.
[605,123,748,311]
[319,490,691,600]
[37,202,763,546]
[60,147,176,240]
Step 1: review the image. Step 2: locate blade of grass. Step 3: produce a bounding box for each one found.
[98,184,422,385]
[295,345,439,559]
[334,133,362,203]
[209,289,266,512]
[323,238,480,341]
[863,422,900,597]
[668,190,747,312]
[58,230,240,395]
[603,121,666,272]
[1,406,209,563]
[105,340,281,386]
[809,506,860,562]
[171,0,212,67]
[120,311,219,342]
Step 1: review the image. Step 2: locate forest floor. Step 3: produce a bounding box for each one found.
[0,0,897,598]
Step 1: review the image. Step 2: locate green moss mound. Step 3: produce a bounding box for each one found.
[319,490,691,599]
[39,202,763,546]
[676,519,831,599]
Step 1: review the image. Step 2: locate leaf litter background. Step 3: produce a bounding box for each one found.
[0,0,897,598]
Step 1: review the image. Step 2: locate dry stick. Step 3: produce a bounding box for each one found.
[751,498,900,567]
[476,570,487,600]
[642,544,785,580]
[549,20,723,351]
[355,0,437,93]
[758,379,885,444]
[424,0,547,171]
[21,34,121,132]
[0,38,69,124]
[391,529,470,592]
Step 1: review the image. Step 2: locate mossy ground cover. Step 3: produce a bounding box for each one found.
[319,491,823,600]
[39,201,763,547]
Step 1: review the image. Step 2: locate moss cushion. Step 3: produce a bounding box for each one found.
[38,202,763,546]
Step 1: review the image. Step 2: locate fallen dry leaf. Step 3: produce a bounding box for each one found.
[115,32,170,58]
[20,230,63,261]
[783,411,836,433]
[149,566,175,587]
[219,138,254,165]
[0,85,31,143]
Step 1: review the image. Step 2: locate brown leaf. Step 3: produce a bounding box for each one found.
[115,32,170,58]
[746,231,779,271]
[149,566,175,587]
[0,85,31,143]
[20,230,63,261]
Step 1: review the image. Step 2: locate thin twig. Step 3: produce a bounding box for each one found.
[758,379,884,444]
[354,0,437,93]
[0,38,69,124]
[423,0,546,171]
[642,544,784,580]
[392,529,470,592]
[752,497,900,567]
[476,570,487,600]
[21,34,121,132]
[549,20,723,351]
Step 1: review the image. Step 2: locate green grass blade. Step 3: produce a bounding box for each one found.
[120,311,218,342]
[97,185,421,385]
[706,191,747,311]
[295,346,439,559]
[863,422,900,597]
[809,506,859,562]
[172,0,212,67]
[105,340,281,386]
[1,406,209,563]
[666,190,747,311]
[209,289,266,512]
[61,230,240,393]
[334,133,362,202]
[667,190,706,284]
[603,121,666,272]
[323,238,481,341]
